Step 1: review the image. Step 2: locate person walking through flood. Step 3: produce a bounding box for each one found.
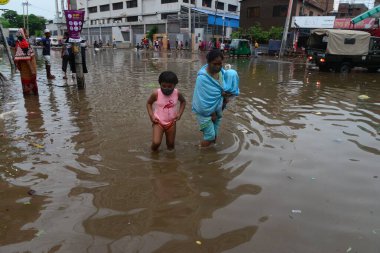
[146,71,186,151]
[192,49,239,147]
[14,28,38,95]
[41,29,56,79]
[61,32,71,79]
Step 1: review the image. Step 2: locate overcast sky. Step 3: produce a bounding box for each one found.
[0,0,375,21]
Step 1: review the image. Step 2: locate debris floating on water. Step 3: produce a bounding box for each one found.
[291,210,302,214]
[196,241,202,245]
[358,94,370,100]
[346,246,352,252]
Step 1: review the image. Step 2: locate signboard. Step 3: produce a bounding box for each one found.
[291,16,336,29]
[334,18,376,29]
[64,10,85,42]
[0,0,10,5]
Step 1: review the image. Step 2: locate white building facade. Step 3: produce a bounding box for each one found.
[78,0,240,47]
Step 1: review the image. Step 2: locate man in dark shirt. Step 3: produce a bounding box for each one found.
[41,29,55,79]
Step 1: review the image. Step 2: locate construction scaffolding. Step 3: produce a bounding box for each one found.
[167,7,209,34]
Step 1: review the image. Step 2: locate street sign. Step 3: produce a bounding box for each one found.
[0,0,10,5]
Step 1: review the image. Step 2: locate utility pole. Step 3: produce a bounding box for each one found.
[0,24,15,70]
[26,0,29,36]
[188,0,191,50]
[279,0,294,57]
[69,0,85,89]
[213,0,219,45]
[22,1,26,29]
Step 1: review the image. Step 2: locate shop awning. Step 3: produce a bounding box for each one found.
[351,5,380,24]
[334,18,376,29]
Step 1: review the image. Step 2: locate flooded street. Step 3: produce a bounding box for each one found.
[1,48,380,253]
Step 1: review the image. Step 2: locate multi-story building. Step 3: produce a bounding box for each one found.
[240,0,331,30]
[78,0,240,47]
[336,3,368,18]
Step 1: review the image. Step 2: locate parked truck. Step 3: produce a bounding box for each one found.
[307,29,380,73]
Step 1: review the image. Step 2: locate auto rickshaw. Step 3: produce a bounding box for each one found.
[229,39,251,57]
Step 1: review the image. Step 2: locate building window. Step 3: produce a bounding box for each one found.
[228,4,237,12]
[202,0,211,8]
[126,0,137,8]
[161,0,178,3]
[183,0,195,4]
[100,4,110,12]
[273,5,288,17]
[309,11,314,16]
[88,6,97,13]
[247,7,260,18]
[113,2,123,10]
[216,1,224,10]
[127,16,138,22]
[161,12,177,19]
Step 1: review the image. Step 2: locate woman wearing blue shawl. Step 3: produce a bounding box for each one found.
[192,50,239,147]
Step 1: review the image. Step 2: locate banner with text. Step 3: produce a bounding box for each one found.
[64,10,85,42]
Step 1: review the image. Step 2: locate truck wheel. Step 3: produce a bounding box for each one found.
[368,68,378,73]
[339,63,351,73]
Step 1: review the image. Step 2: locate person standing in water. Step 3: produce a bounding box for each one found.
[147,71,186,151]
[192,49,239,147]
[41,29,56,79]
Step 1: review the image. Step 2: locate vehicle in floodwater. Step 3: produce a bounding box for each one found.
[307,29,380,73]
[229,39,251,57]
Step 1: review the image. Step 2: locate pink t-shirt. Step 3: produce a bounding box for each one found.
[154,88,179,126]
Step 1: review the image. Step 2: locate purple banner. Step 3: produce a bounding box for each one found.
[64,10,85,40]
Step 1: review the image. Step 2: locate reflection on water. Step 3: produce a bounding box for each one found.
[1,49,380,252]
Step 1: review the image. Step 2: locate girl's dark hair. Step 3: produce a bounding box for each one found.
[158,71,178,85]
[206,49,224,63]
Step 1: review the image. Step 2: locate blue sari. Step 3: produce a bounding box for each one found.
[192,65,239,140]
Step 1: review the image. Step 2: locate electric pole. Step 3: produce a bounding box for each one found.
[279,0,294,57]
[69,0,85,89]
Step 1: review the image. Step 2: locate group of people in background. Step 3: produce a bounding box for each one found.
[13,28,88,96]
[136,38,190,51]
[198,40,230,53]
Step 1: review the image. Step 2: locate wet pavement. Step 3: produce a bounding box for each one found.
[1,48,380,253]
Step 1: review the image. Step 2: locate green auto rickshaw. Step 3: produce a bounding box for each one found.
[229,39,251,57]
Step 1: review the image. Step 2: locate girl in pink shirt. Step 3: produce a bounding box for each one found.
[147,71,186,151]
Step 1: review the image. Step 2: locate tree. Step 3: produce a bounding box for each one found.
[268,26,283,40]
[231,28,244,39]
[0,17,11,28]
[28,14,46,36]
[147,26,158,42]
[2,10,22,27]
[1,11,46,36]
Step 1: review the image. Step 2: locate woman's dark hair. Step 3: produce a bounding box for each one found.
[206,49,224,63]
[158,71,178,85]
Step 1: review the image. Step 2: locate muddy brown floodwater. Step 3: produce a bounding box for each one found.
[1,48,380,253]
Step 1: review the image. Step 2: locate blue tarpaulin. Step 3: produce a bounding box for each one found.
[192,7,240,28]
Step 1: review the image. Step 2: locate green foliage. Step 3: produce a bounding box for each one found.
[0,17,11,28]
[2,10,21,27]
[27,14,46,36]
[0,10,46,36]
[232,24,283,43]
[147,26,158,42]
[231,28,243,39]
[268,26,283,40]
